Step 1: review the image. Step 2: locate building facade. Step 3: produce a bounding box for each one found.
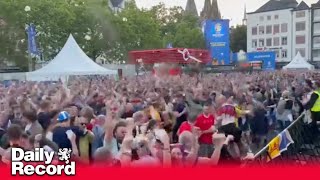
[247,0,312,63]
[311,1,320,61]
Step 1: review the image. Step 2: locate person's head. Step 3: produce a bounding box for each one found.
[132,137,150,158]
[0,112,9,128]
[133,111,147,125]
[22,109,37,124]
[113,121,127,143]
[20,133,32,150]
[109,102,120,118]
[216,95,227,107]
[178,131,195,153]
[39,100,51,112]
[125,103,134,113]
[171,147,183,162]
[7,124,23,145]
[57,111,71,127]
[203,103,212,116]
[78,116,89,130]
[80,106,95,122]
[282,90,290,99]
[314,81,320,90]
[93,147,114,167]
[96,115,106,127]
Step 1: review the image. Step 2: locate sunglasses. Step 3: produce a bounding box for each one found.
[80,123,87,126]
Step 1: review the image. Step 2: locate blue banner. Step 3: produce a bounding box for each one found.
[233,51,276,70]
[27,24,38,55]
[166,43,173,48]
[247,52,276,70]
[204,19,230,65]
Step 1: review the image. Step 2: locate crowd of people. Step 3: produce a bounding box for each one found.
[0,71,319,167]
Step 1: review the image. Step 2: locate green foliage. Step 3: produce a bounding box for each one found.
[0,0,206,69]
[230,25,247,53]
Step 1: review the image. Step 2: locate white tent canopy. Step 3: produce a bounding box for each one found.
[283,52,314,70]
[26,34,117,81]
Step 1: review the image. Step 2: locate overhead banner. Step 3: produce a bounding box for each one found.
[27,24,38,55]
[204,19,230,65]
[233,51,276,70]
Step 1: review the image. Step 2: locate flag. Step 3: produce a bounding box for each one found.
[166,43,173,48]
[27,24,38,55]
[201,20,206,35]
[267,135,281,162]
[279,130,294,153]
[267,130,294,162]
[150,106,161,122]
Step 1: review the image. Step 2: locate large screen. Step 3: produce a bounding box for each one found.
[204,19,230,66]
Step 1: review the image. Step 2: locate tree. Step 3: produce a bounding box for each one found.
[150,4,205,49]
[230,25,247,53]
[0,0,114,68]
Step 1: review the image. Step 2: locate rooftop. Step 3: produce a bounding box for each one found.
[293,1,309,11]
[248,0,298,14]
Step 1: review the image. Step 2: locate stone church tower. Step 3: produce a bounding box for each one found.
[200,0,221,20]
[185,0,198,16]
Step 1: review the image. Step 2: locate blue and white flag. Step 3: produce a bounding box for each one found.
[279,130,294,153]
[27,24,38,55]
[201,20,207,35]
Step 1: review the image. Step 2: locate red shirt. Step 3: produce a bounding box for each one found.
[195,114,215,144]
[178,121,192,135]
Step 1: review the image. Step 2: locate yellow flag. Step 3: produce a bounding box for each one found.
[150,106,161,122]
[267,135,281,162]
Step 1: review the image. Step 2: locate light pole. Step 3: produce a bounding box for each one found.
[25,6,33,72]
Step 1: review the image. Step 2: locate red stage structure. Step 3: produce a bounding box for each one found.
[129,48,211,76]
[128,48,211,64]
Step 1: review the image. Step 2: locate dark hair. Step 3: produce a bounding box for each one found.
[113,121,127,137]
[7,124,23,141]
[146,119,157,133]
[22,109,37,122]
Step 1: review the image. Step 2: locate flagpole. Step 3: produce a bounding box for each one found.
[28,53,32,72]
[253,111,306,159]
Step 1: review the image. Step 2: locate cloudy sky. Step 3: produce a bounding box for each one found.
[135,0,317,25]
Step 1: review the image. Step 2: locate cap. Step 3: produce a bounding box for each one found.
[57,111,70,122]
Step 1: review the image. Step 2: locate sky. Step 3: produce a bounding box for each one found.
[135,0,317,26]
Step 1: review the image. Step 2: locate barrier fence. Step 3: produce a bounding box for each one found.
[246,112,320,167]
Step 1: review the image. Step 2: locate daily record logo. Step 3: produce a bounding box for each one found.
[11,148,76,176]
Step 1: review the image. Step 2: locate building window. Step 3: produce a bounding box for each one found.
[260,16,264,21]
[252,27,257,35]
[252,40,257,48]
[273,37,280,46]
[259,39,264,47]
[313,50,320,58]
[296,22,306,31]
[266,38,272,46]
[266,25,272,34]
[296,48,306,57]
[274,24,280,34]
[314,37,320,45]
[281,49,287,58]
[282,37,287,45]
[296,11,306,18]
[275,15,279,19]
[296,35,305,44]
[281,23,288,33]
[259,26,265,35]
[314,23,320,33]
[314,9,320,17]
[267,16,271,20]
